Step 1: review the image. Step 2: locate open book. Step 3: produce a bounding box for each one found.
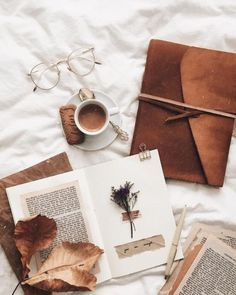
[7,150,183,283]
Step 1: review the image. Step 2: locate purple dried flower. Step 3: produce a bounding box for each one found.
[111,181,139,238]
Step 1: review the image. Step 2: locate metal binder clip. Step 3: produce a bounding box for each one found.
[139,143,151,161]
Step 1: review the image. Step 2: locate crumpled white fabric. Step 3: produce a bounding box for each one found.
[0,0,236,294]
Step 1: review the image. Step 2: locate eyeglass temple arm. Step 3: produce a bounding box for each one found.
[27,72,38,91]
[81,47,94,54]
[69,55,102,65]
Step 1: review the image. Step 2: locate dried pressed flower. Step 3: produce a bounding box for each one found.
[111,181,139,238]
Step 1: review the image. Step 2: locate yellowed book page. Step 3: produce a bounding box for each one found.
[174,235,236,295]
[159,223,236,295]
[6,170,112,283]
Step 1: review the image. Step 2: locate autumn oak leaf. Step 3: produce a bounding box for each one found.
[14,214,57,279]
[23,242,103,292]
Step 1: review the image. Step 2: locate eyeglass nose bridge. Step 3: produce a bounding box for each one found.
[55,59,67,66]
[55,59,74,73]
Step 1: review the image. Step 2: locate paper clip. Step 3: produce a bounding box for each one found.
[139,143,151,161]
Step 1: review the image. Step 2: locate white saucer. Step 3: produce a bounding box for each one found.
[66,89,121,151]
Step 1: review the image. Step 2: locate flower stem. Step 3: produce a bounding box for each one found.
[127,211,134,239]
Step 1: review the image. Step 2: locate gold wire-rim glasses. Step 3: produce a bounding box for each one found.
[28,47,101,91]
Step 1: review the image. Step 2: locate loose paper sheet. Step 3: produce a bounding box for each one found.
[174,236,236,295]
[159,223,236,295]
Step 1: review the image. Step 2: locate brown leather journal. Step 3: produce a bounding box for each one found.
[0,152,72,295]
[130,39,236,186]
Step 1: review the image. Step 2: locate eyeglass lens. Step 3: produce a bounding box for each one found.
[31,63,59,90]
[67,48,95,76]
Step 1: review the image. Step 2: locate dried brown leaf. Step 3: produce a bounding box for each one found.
[14,214,57,279]
[24,242,103,292]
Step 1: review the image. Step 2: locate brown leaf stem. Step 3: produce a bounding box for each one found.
[11,281,21,295]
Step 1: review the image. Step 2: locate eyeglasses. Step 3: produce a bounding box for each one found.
[28,47,101,91]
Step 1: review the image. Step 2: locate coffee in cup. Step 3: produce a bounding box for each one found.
[74,99,110,136]
[78,104,107,132]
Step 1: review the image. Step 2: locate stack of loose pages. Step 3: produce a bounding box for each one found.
[159,223,236,295]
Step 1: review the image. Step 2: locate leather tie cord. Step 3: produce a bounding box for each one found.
[139,93,236,122]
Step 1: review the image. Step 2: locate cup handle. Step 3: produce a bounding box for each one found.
[109,107,120,116]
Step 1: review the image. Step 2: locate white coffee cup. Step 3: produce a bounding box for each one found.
[74,99,119,136]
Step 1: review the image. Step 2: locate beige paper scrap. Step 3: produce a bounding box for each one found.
[121,210,140,221]
[115,235,165,258]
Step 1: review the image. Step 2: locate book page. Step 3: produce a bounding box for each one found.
[21,181,90,261]
[84,150,183,277]
[174,236,236,295]
[6,170,111,283]
[159,223,236,295]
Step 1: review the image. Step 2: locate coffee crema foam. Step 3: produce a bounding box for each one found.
[79,104,106,132]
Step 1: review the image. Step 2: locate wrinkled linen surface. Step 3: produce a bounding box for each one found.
[0,1,236,295]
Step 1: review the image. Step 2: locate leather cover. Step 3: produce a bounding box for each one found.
[130,39,236,186]
[0,152,72,295]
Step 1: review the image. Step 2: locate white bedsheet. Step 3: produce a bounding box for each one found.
[0,1,236,294]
